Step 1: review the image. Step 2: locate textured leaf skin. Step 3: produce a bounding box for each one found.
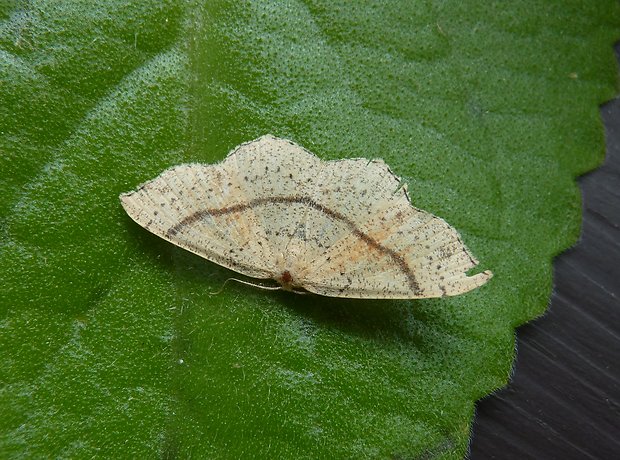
[1,1,618,458]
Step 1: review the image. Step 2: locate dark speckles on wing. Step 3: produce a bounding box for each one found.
[165,194,422,295]
[120,135,492,299]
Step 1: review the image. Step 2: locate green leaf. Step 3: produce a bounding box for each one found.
[1,1,618,458]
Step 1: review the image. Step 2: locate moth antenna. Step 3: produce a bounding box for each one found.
[209,277,282,295]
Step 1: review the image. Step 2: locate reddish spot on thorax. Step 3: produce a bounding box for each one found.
[278,270,294,290]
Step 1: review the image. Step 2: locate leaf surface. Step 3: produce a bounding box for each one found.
[1,1,618,458]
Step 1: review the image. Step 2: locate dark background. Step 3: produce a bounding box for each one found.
[470,46,620,459]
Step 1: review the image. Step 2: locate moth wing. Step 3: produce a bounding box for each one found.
[120,163,276,279]
[300,200,492,299]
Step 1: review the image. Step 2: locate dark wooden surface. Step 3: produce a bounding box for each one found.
[470,47,620,459]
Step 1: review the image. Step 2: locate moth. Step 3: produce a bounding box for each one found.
[120,135,492,298]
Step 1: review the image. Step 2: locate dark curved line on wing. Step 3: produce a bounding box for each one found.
[165,195,421,294]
